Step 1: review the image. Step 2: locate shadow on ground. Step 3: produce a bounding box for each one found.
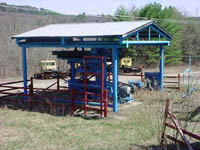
[0,97,102,120]
[129,142,200,150]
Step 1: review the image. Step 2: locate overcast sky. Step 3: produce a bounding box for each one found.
[0,0,200,16]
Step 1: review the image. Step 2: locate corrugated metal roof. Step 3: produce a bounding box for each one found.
[13,20,155,38]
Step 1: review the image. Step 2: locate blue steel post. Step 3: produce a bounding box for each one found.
[148,26,151,41]
[136,32,139,41]
[112,46,118,112]
[158,34,161,41]
[160,46,164,91]
[22,47,28,98]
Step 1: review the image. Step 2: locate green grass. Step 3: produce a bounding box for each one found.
[0,90,199,150]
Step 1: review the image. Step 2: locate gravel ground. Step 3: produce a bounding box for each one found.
[0,66,199,90]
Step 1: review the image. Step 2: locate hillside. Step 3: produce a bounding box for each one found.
[0,3,200,78]
[0,3,110,77]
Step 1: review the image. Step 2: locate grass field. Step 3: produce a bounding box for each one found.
[0,90,199,150]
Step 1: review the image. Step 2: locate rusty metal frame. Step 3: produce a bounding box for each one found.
[161,99,200,150]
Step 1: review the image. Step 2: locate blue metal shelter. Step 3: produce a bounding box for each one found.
[12,20,172,112]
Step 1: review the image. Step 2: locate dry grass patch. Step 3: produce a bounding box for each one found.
[0,89,199,150]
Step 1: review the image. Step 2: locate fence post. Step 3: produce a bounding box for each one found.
[71,88,74,115]
[28,77,33,111]
[178,74,181,92]
[57,72,60,90]
[160,99,170,146]
[104,90,108,117]
[30,77,33,95]
[141,71,144,82]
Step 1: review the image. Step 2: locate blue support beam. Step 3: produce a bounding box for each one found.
[61,37,65,45]
[148,26,151,41]
[158,34,161,41]
[112,46,118,112]
[121,26,149,40]
[160,46,164,91]
[121,24,171,41]
[17,41,122,49]
[22,47,28,98]
[19,44,122,49]
[136,32,139,41]
[151,26,171,41]
[121,41,170,47]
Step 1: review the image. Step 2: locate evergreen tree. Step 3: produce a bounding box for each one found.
[114,3,184,65]
[137,3,183,65]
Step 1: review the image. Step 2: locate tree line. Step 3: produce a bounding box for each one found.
[0,4,109,78]
[0,2,199,78]
[113,3,200,66]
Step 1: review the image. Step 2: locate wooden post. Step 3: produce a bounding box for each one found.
[30,77,33,95]
[28,77,33,111]
[141,71,144,82]
[178,74,181,92]
[160,99,170,146]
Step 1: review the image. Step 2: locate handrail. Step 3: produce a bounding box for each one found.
[0,80,30,86]
[0,75,108,117]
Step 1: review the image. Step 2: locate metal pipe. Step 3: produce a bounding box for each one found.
[22,47,28,99]
[148,26,151,41]
[100,56,104,116]
[112,46,118,112]
[83,57,87,115]
[160,46,164,91]
[136,32,139,41]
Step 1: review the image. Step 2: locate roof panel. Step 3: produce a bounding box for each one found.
[12,20,154,38]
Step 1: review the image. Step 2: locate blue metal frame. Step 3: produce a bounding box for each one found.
[15,21,172,113]
[22,47,28,98]
[61,37,65,45]
[16,41,122,48]
[122,26,150,40]
[151,26,170,41]
[112,46,118,112]
[158,34,161,41]
[121,41,170,47]
[160,46,164,91]
[121,24,171,41]
[148,26,151,41]
[136,33,139,41]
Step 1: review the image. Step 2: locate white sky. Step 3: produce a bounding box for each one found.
[0,0,199,16]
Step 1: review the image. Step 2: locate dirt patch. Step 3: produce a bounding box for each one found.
[118,101,142,110]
